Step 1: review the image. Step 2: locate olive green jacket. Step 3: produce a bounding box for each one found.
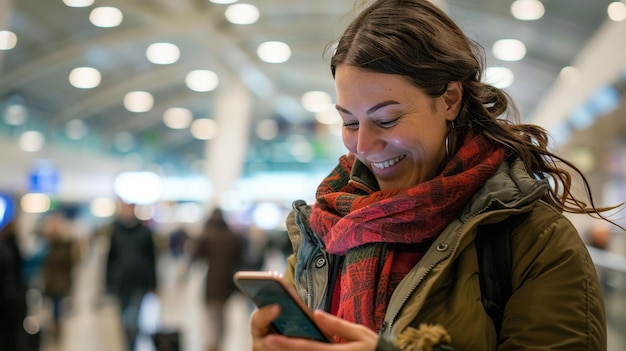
[284,159,606,350]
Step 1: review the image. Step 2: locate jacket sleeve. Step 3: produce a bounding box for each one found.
[283,209,299,286]
[501,208,606,350]
[377,338,402,351]
[376,338,457,351]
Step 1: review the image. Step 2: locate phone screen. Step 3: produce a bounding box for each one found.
[237,278,330,342]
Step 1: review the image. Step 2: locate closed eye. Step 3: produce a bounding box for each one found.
[376,117,400,128]
[343,121,359,129]
[343,117,400,130]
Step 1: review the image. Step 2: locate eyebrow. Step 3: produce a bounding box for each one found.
[335,100,400,116]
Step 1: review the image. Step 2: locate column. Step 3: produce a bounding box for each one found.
[205,78,252,205]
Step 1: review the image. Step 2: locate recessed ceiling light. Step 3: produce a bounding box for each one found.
[146,43,181,65]
[89,7,123,28]
[63,0,95,7]
[3,104,27,126]
[316,109,341,125]
[492,39,526,61]
[0,30,17,50]
[608,2,626,21]
[69,67,101,89]
[301,91,332,113]
[186,70,219,92]
[225,4,259,25]
[511,0,545,21]
[124,91,154,113]
[485,66,515,89]
[257,41,291,63]
[19,130,45,152]
[191,118,219,140]
[163,107,193,129]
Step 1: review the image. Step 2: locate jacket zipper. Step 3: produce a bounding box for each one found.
[382,230,461,338]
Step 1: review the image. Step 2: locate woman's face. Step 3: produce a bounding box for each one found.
[335,65,461,191]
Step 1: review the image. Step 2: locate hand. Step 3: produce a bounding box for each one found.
[250,304,280,351]
[250,305,378,351]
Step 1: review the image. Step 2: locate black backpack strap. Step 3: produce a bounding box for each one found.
[475,214,525,337]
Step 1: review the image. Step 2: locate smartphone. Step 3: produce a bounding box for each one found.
[233,270,333,343]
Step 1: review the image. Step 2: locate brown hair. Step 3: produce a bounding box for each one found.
[329,0,623,227]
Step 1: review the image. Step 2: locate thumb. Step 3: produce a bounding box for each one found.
[251,304,281,338]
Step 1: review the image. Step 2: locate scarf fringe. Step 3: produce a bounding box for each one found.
[396,323,451,351]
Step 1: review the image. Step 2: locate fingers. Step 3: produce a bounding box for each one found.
[251,306,378,351]
[313,310,378,345]
[263,333,335,351]
[250,304,280,338]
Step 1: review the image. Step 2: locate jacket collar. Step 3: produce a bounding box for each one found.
[459,158,548,223]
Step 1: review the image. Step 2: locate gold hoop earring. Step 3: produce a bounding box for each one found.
[445,121,455,159]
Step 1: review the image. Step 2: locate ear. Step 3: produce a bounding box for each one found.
[441,81,463,121]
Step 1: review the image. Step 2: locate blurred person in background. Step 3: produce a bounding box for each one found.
[168,226,191,286]
[242,225,270,272]
[105,201,157,351]
[191,208,245,351]
[169,226,189,260]
[586,224,619,296]
[588,224,612,251]
[0,218,29,351]
[40,211,80,342]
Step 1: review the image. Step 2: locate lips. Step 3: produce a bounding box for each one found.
[371,155,406,169]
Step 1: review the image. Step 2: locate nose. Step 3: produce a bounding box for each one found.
[355,124,383,157]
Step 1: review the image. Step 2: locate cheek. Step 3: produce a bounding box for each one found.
[390,129,442,157]
[341,129,357,152]
[387,130,420,150]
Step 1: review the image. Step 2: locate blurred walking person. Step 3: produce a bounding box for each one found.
[0,219,28,351]
[40,212,80,342]
[105,201,157,351]
[191,208,244,351]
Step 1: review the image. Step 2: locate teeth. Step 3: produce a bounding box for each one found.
[372,155,405,169]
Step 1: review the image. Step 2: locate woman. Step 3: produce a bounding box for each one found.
[250,0,621,350]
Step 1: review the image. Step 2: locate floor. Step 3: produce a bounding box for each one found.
[35,245,259,351]
[32,248,626,351]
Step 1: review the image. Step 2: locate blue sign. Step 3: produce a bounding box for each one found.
[29,161,59,194]
[0,193,15,230]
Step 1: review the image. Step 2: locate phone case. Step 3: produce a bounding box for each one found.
[233,270,334,343]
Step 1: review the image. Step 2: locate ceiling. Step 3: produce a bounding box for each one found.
[0,0,623,186]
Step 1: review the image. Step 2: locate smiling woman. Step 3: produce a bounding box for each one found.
[247,0,623,350]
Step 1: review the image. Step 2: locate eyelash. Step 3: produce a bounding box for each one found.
[343,121,359,129]
[343,117,400,129]
[377,118,399,127]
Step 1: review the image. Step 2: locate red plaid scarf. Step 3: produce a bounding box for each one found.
[310,132,505,331]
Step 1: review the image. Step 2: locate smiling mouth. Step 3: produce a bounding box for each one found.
[371,155,406,170]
